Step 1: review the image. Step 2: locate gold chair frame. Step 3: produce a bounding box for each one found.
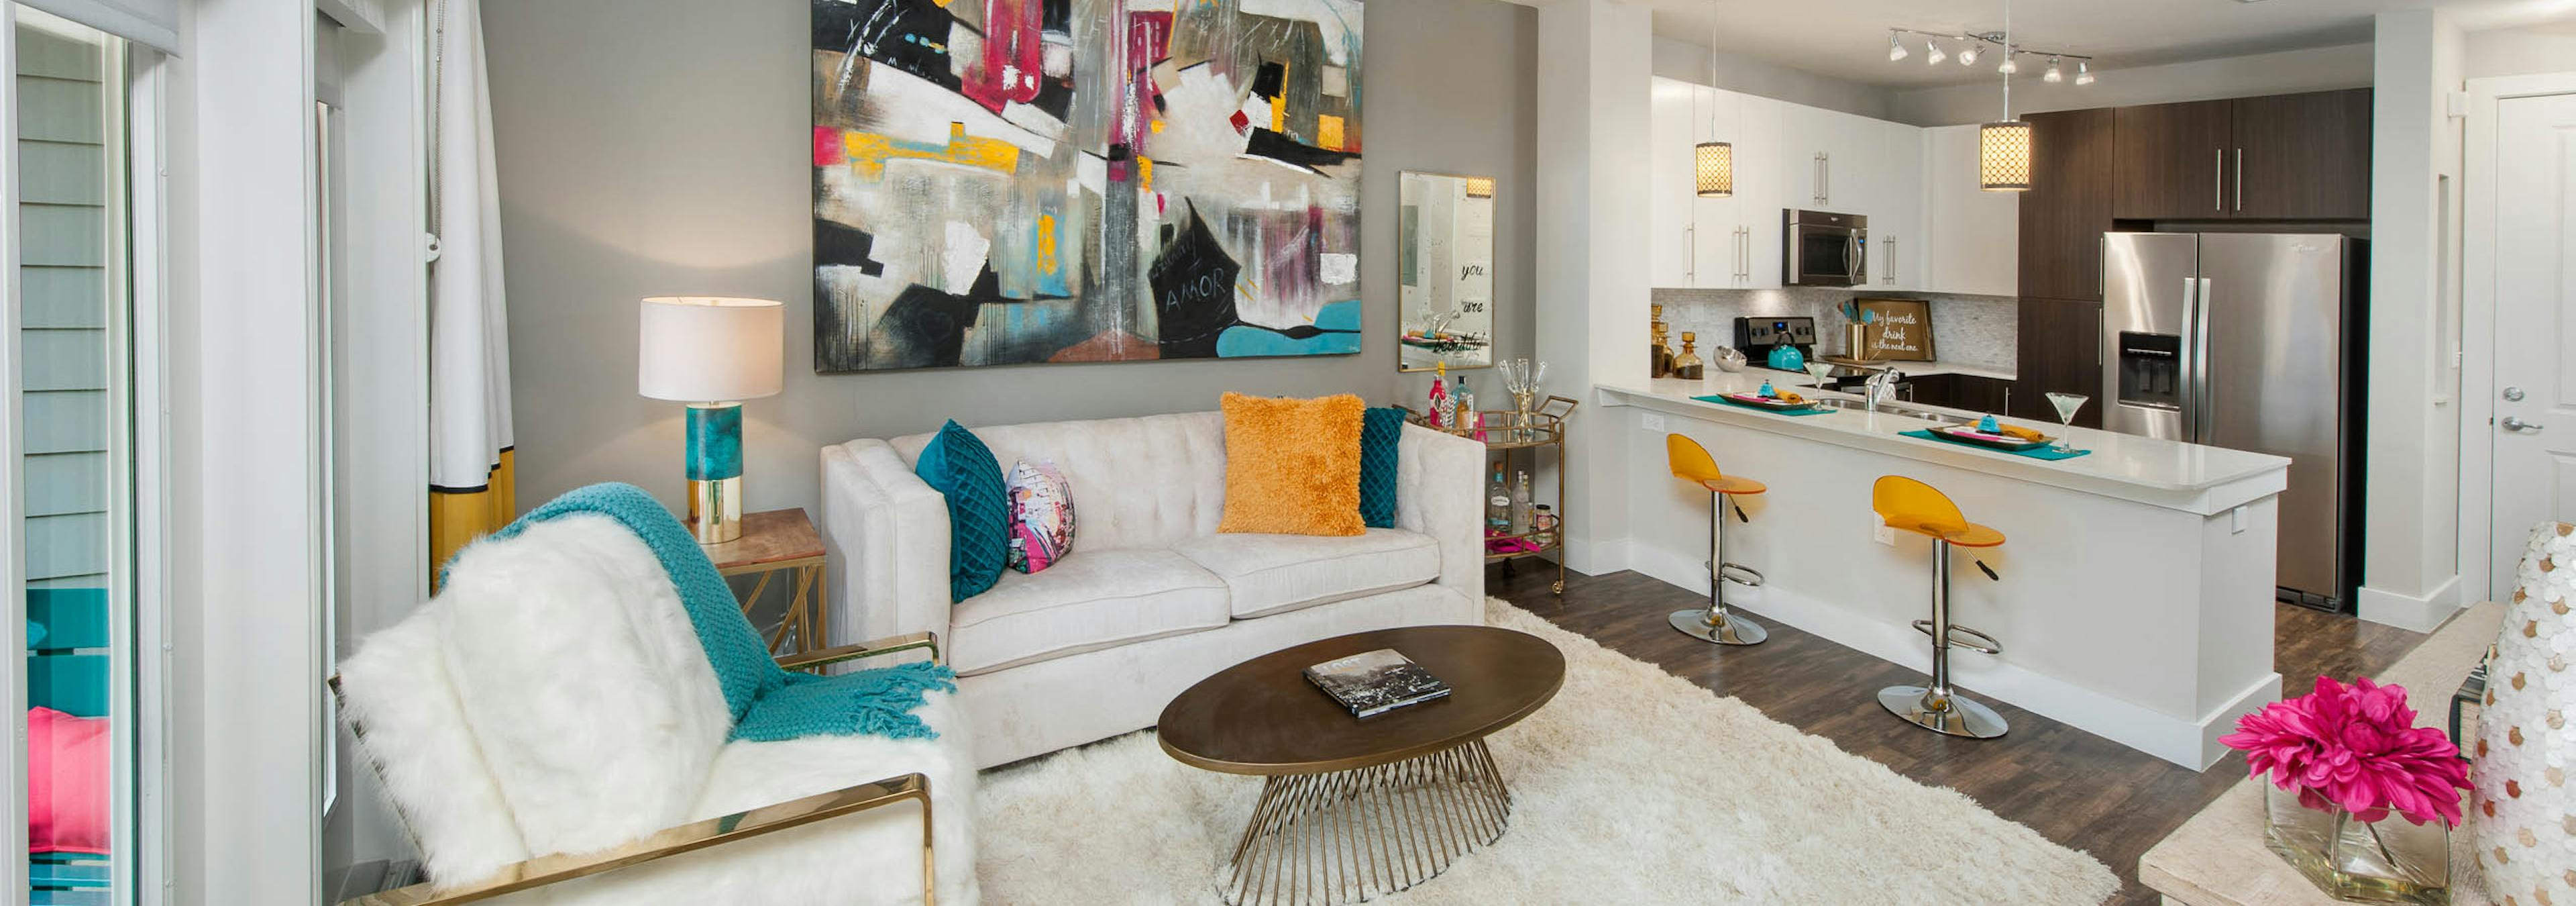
[332,632,946,906]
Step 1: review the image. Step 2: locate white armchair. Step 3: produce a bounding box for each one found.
[333,512,978,905]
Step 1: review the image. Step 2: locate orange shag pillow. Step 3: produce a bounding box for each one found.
[1218,392,1368,536]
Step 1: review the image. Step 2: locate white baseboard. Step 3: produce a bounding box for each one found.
[1628,545,2277,769]
[1562,536,1629,576]
[2357,574,2464,633]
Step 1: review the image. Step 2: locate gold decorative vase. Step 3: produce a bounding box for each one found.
[2263,785,2450,905]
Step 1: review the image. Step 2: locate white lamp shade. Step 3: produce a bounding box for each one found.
[638,297,786,402]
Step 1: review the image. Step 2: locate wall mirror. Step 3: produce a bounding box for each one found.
[1398,170,1497,372]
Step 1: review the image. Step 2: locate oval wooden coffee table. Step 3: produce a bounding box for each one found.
[1158,625,1565,906]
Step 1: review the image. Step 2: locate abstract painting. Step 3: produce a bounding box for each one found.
[812,0,1365,372]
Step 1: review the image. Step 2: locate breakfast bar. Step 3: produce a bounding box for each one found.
[1598,368,2293,768]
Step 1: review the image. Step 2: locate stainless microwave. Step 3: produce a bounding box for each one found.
[1783,209,1867,287]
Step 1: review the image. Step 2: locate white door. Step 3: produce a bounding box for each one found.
[2489,92,2576,594]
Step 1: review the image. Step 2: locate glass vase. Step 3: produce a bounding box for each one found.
[2262,785,2451,905]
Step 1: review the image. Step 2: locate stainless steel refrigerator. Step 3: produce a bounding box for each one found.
[2100,232,2365,611]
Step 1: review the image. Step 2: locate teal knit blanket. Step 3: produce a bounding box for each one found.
[470,483,955,742]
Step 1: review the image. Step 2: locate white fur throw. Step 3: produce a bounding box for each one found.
[339,513,979,904]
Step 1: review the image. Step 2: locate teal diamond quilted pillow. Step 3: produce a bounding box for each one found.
[914,420,1010,602]
[1358,407,1405,528]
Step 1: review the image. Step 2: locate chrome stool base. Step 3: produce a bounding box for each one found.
[1669,608,1768,646]
[1877,685,2009,739]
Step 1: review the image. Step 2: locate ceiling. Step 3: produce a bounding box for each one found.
[1638,0,2576,89]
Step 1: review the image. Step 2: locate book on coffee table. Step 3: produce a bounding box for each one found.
[1304,648,1452,718]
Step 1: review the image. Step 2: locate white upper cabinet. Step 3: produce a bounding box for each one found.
[1650,79,1963,292]
[1649,78,1697,289]
[1919,123,2019,297]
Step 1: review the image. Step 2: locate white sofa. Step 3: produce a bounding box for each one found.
[822,410,1487,768]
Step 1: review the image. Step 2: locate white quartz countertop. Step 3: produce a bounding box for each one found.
[1599,368,2292,515]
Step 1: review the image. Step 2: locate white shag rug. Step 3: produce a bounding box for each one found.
[974,598,2120,905]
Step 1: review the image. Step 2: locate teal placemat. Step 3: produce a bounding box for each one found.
[1695,394,1833,417]
[1900,428,2092,460]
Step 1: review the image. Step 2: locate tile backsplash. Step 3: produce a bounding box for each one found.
[1652,287,2018,372]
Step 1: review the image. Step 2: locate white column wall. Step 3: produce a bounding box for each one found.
[1535,0,1650,573]
[2363,9,2468,630]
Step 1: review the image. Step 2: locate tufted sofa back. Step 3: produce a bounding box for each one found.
[889,411,1229,552]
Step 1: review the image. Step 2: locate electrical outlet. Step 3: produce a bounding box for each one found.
[1641,413,1666,432]
[1874,521,1895,546]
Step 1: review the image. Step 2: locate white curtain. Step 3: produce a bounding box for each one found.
[428,0,514,570]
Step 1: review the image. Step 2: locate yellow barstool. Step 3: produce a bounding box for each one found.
[1665,434,1769,646]
[1871,475,2009,739]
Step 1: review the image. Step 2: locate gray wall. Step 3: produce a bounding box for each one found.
[484,0,1538,516]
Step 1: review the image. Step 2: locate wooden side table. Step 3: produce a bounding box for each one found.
[702,508,827,658]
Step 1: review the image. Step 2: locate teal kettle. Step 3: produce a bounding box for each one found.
[1766,344,1806,372]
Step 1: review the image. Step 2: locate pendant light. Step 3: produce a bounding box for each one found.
[1693,3,1733,197]
[1977,0,2032,191]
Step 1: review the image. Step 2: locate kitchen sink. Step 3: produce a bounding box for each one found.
[1805,397,1976,426]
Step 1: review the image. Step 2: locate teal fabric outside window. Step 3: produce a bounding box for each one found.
[1358,407,1404,528]
[914,420,1011,602]
[685,403,743,481]
[466,483,953,742]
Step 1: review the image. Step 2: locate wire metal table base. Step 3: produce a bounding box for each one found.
[1218,740,1513,906]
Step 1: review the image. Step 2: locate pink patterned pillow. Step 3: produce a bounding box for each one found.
[1006,460,1075,573]
[28,706,108,855]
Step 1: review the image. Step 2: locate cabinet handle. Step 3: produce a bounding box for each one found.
[1686,224,1697,283]
[1884,236,1896,285]
[2005,386,2012,416]
[2098,235,2107,299]
[2234,148,2243,212]
[2214,148,2224,211]
[1739,227,1750,282]
[1821,152,1832,203]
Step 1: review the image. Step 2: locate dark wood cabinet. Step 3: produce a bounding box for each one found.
[1903,372,2012,415]
[2232,89,2372,220]
[2012,297,2102,428]
[2112,100,2233,220]
[2110,89,2371,221]
[2017,108,2116,301]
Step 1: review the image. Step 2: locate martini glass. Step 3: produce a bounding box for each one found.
[2044,393,2089,453]
[1805,362,1835,396]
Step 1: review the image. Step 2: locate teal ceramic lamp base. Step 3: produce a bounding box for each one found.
[686,402,745,544]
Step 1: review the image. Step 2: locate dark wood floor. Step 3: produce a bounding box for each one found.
[1489,564,2427,906]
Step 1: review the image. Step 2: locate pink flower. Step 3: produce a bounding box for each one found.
[2219,676,2472,827]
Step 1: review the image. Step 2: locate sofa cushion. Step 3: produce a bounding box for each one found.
[915,420,1010,602]
[1216,392,1366,537]
[947,549,1230,676]
[1358,407,1405,528]
[1174,528,1441,619]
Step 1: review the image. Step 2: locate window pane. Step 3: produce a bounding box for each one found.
[19,6,127,903]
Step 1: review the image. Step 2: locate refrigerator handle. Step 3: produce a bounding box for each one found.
[2193,276,2215,443]
[2179,276,2202,444]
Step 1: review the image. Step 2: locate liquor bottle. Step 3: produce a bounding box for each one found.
[1532,505,1556,548]
[1511,471,1533,534]
[1453,375,1477,434]
[1487,463,1512,538]
[1673,332,1706,381]
[1428,362,1450,428]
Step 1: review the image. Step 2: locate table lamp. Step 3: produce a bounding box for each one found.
[639,297,784,544]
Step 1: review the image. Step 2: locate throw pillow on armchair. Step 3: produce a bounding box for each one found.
[1217,392,1366,536]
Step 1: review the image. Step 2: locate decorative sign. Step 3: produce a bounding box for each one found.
[1856,297,1936,362]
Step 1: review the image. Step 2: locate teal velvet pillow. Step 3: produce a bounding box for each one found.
[1358,407,1405,529]
[914,420,1011,603]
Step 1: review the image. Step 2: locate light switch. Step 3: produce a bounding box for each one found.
[1874,521,1895,546]
[2231,505,2247,534]
[1642,413,1666,432]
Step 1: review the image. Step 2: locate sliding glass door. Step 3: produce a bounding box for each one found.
[12,7,142,905]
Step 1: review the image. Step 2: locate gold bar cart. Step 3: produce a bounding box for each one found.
[1405,395,1578,595]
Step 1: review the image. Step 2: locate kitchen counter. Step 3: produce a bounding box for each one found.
[1597,368,2287,768]
[1603,368,2289,515]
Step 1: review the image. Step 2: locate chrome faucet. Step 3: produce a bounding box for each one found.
[1862,367,1906,411]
